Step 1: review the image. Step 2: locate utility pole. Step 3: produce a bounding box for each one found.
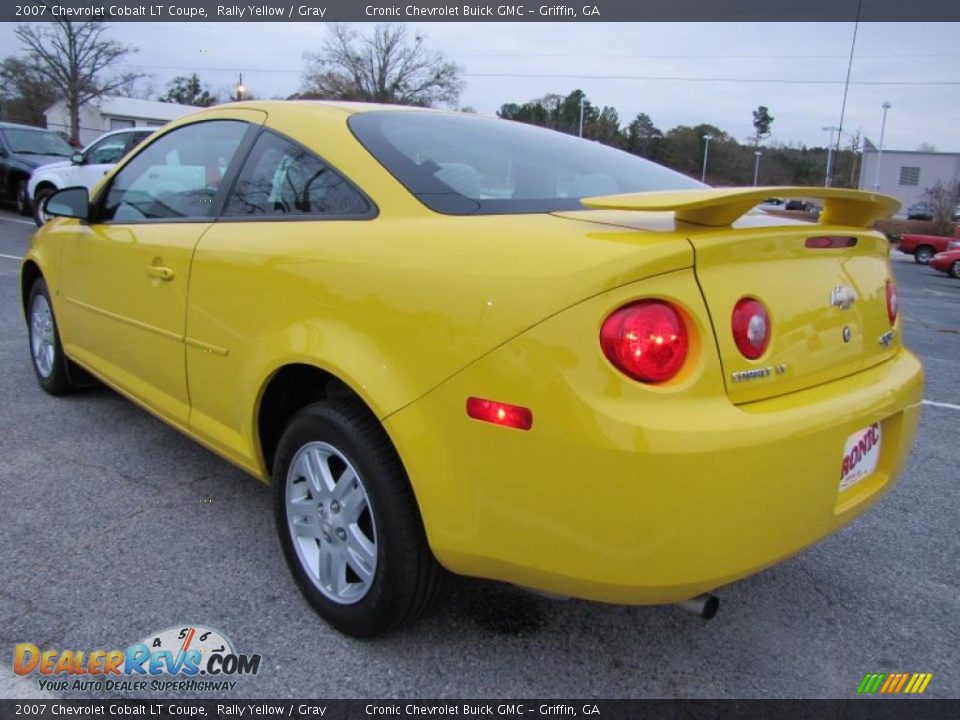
[873,101,892,191]
[823,126,841,186]
[701,134,714,184]
[235,72,245,102]
[753,151,763,186]
[578,96,585,137]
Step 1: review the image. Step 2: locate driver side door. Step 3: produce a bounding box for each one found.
[58,116,260,426]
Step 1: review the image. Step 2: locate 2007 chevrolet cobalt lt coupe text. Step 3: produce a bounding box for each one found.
[22,102,923,637]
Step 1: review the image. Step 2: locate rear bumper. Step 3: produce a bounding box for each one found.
[385,275,924,604]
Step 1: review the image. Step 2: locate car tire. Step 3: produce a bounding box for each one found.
[914,246,935,264]
[273,399,440,637]
[15,180,30,216]
[26,278,79,395]
[33,187,56,226]
[951,261,960,279]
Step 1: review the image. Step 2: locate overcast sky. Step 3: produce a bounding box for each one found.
[2,21,959,151]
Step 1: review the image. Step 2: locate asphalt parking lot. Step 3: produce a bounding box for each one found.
[0,207,957,700]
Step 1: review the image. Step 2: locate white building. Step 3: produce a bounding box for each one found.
[45,96,196,145]
[859,139,960,211]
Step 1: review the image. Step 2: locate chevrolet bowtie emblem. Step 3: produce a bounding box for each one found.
[830,285,857,310]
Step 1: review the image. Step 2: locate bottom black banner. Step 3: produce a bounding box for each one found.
[1,700,959,720]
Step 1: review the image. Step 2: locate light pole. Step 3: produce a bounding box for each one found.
[701,134,714,184]
[578,96,585,138]
[753,151,763,186]
[235,72,246,102]
[873,101,891,191]
[823,125,841,186]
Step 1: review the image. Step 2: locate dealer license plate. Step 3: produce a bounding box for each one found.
[839,423,882,492]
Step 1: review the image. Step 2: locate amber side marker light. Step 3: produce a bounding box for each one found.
[466,397,533,431]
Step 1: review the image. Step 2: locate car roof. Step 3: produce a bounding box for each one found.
[97,127,155,137]
[227,100,442,116]
[0,121,60,132]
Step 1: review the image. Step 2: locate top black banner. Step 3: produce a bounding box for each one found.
[5,0,960,23]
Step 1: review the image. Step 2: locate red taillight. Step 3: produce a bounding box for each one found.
[466,397,533,431]
[886,280,898,325]
[731,298,770,359]
[805,236,858,249]
[599,300,688,383]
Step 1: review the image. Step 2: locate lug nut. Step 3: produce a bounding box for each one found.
[330,500,341,514]
[335,528,347,541]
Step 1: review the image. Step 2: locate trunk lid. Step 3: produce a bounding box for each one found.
[689,227,897,403]
[575,186,901,404]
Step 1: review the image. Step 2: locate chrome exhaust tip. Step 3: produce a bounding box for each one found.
[677,593,719,620]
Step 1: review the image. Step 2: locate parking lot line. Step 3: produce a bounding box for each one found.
[0,253,23,261]
[922,399,960,411]
[0,216,34,226]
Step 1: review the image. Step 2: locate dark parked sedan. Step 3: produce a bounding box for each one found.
[0,122,75,215]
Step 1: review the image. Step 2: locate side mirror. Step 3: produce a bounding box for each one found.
[45,187,90,221]
[70,151,84,165]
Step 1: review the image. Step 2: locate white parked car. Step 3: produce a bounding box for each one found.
[28,127,155,225]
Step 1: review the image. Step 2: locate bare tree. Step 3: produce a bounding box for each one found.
[14,21,146,142]
[920,180,959,235]
[301,24,463,107]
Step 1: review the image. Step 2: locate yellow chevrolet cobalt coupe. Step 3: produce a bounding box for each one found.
[23,102,922,636]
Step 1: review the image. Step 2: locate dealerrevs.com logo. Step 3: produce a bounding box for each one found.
[13,625,262,693]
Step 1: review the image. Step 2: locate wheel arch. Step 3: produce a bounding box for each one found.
[8,168,30,191]
[20,260,43,319]
[32,179,59,197]
[255,362,392,479]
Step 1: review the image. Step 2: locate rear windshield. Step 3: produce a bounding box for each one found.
[348,111,703,215]
[2,128,73,157]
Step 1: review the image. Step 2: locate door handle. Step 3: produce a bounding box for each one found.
[145,265,175,281]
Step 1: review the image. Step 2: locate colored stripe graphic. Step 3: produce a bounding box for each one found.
[857,673,885,694]
[894,674,910,693]
[857,672,932,694]
[906,673,933,694]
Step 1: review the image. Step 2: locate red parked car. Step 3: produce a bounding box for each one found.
[930,242,960,278]
[899,228,960,264]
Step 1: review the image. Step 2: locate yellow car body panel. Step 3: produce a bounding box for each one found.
[21,101,924,605]
[384,269,922,603]
[185,213,693,475]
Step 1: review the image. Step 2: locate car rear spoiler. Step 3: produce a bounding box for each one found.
[580,186,900,228]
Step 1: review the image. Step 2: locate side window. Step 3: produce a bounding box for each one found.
[85,135,129,165]
[99,120,248,222]
[223,131,371,218]
[125,131,153,154]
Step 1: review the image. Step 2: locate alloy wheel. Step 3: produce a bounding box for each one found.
[285,441,378,605]
[30,294,56,378]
